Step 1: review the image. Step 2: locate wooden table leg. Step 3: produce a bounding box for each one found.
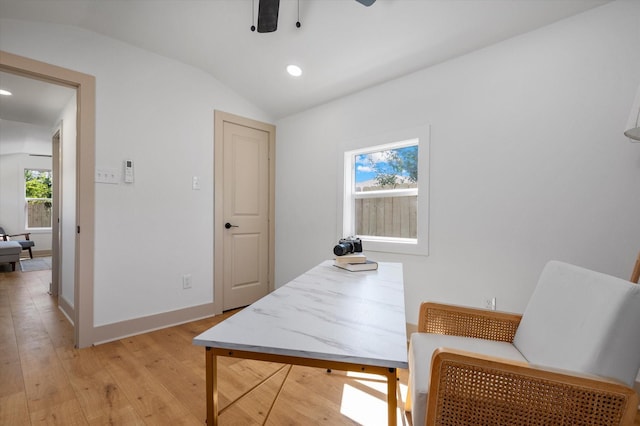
[387,368,397,426]
[206,347,218,426]
[205,347,402,425]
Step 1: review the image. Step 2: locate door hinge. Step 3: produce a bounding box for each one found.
[77,225,80,234]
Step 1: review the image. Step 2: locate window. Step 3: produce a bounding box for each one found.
[25,169,53,229]
[342,126,429,256]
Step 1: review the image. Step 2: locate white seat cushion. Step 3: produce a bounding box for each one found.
[408,333,527,426]
[513,261,640,387]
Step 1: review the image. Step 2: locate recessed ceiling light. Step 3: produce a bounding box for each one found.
[0,89,12,96]
[286,65,302,77]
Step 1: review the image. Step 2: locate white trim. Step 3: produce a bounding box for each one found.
[354,188,418,199]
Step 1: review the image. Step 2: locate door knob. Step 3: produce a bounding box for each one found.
[225,222,239,229]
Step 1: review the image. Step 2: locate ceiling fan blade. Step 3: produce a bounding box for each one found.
[355,0,376,6]
[257,0,280,33]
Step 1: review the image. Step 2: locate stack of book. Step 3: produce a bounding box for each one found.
[333,252,378,272]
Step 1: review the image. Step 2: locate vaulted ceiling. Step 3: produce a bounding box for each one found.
[0,0,611,125]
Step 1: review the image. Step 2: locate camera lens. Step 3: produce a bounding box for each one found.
[333,243,351,256]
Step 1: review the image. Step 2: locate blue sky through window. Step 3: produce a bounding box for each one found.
[354,145,418,185]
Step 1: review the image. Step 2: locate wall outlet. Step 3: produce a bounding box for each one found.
[182,274,192,289]
[484,297,496,311]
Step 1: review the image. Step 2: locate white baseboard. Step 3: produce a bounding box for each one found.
[91,302,216,346]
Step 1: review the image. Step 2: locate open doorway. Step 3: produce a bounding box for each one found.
[1,73,72,316]
[0,50,96,348]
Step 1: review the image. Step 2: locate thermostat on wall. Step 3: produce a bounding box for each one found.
[124,159,134,183]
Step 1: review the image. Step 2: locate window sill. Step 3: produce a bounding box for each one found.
[25,228,53,234]
[361,237,428,257]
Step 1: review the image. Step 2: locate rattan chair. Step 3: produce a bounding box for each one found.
[631,250,640,284]
[407,261,640,426]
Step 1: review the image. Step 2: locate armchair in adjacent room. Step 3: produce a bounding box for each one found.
[0,226,35,259]
[407,260,640,426]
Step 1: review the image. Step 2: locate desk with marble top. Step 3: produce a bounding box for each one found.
[193,260,407,426]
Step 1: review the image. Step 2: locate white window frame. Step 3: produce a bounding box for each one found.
[342,125,429,256]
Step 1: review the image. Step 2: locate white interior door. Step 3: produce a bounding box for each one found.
[221,119,272,310]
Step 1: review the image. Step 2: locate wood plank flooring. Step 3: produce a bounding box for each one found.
[2,267,639,425]
[0,268,411,425]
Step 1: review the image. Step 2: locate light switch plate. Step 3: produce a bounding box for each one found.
[95,168,118,184]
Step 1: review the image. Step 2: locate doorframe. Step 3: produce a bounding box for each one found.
[213,110,275,314]
[51,128,61,297]
[0,50,96,348]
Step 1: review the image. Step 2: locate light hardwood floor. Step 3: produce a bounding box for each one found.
[2,267,639,425]
[0,267,411,425]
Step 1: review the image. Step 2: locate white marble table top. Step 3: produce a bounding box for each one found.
[194,260,408,369]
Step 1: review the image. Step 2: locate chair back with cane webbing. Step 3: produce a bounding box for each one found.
[631,251,640,284]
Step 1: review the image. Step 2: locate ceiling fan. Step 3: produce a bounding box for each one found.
[254,0,376,33]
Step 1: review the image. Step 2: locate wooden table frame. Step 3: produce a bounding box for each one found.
[205,347,399,426]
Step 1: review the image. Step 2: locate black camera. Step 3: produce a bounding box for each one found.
[333,237,363,256]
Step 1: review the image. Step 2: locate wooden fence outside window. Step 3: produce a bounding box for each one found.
[26,199,52,228]
[355,195,417,238]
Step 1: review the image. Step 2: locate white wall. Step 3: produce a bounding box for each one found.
[0,119,53,251]
[0,18,272,327]
[0,119,52,155]
[275,1,640,326]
